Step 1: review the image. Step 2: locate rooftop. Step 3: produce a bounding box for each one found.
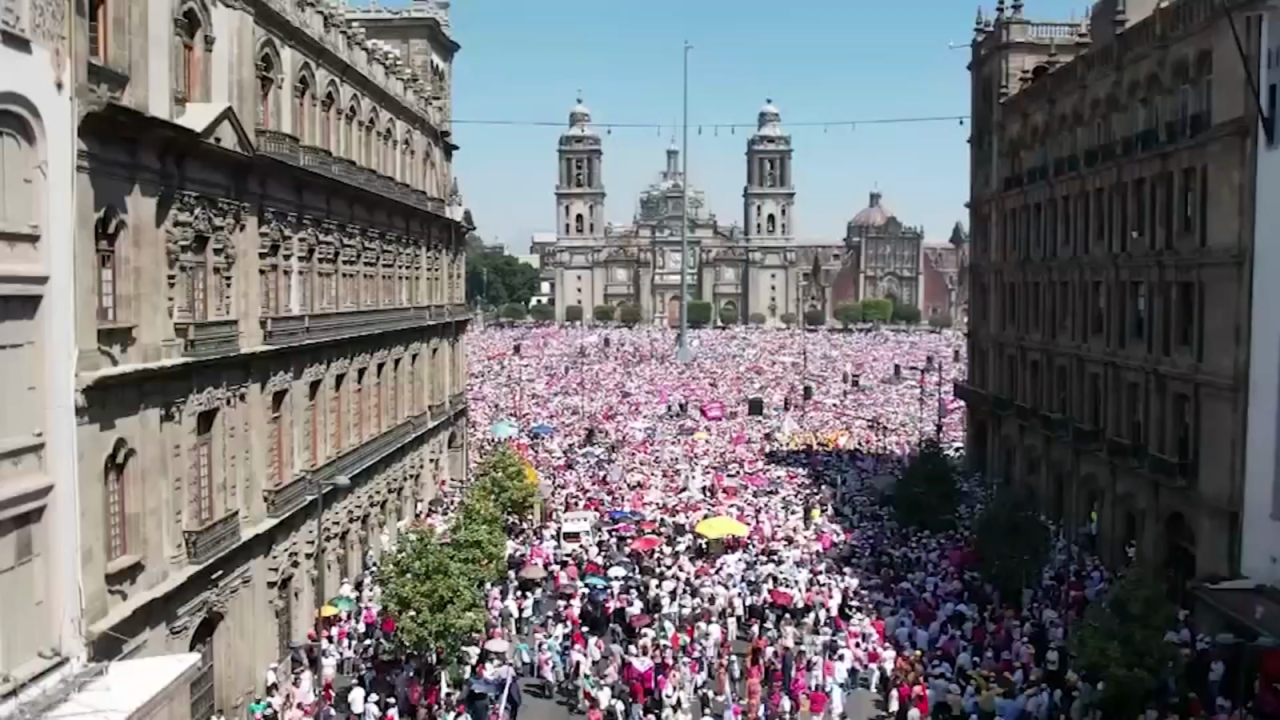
[45,654,203,720]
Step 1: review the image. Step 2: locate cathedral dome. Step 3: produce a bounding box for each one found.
[848,191,892,229]
[755,98,784,137]
[564,96,597,137]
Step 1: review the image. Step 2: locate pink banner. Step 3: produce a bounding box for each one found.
[701,402,725,420]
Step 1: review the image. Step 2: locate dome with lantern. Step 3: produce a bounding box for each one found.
[847,191,894,233]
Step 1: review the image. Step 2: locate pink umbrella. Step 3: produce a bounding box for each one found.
[630,535,663,552]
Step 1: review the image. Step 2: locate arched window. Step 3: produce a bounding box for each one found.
[89,0,108,60]
[95,207,124,322]
[104,441,133,562]
[574,213,584,234]
[0,110,38,231]
[364,112,378,171]
[179,8,204,103]
[256,50,277,129]
[344,101,360,162]
[766,213,776,234]
[403,132,415,185]
[294,72,312,143]
[321,86,338,152]
[383,123,395,178]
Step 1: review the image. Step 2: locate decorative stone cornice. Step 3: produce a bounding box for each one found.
[264,370,294,394]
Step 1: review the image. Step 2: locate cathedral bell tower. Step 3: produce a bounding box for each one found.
[743,99,795,242]
[556,97,606,241]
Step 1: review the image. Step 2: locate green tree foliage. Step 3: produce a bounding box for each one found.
[803,308,826,327]
[833,302,863,328]
[564,304,584,324]
[499,302,527,321]
[928,312,953,329]
[471,445,537,519]
[893,303,923,324]
[893,439,959,531]
[593,304,616,323]
[379,528,488,657]
[449,492,509,585]
[1070,571,1182,719]
[529,302,555,323]
[618,304,642,326]
[687,300,713,328]
[465,238,540,308]
[974,491,1050,603]
[718,305,740,326]
[860,298,893,323]
[748,312,767,325]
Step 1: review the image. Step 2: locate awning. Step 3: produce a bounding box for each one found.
[1193,580,1280,640]
[45,653,202,720]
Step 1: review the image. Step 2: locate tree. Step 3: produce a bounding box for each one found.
[803,308,825,328]
[378,528,488,658]
[833,302,863,328]
[974,491,1050,603]
[592,304,615,323]
[893,303,922,324]
[780,312,797,327]
[687,300,713,328]
[718,305,740,326]
[499,302,527,322]
[928,312,953,329]
[529,302,555,323]
[1071,571,1183,719]
[892,439,959,532]
[471,446,538,519]
[618,304,642,326]
[465,239,540,307]
[748,312,767,326]
[564,304,584,324]
[860,298,893,323]
[449,491,508,586]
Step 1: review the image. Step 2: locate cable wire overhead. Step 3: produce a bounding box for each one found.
[449,113,969,132]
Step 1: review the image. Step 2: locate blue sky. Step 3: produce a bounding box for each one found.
[433,0,1089,253]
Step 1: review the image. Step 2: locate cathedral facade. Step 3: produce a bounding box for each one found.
[537,100,889,326]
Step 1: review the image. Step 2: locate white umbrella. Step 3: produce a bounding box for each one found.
[483,637,510,653]
[607,565,629,579]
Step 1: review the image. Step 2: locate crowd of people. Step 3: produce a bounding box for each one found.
[248,326,1267,720]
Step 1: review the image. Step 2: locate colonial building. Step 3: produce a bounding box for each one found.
[540,99,851,326]
[70,0,470,717]
[836,192,927,309]
[959,0,1258,589]
[922,223,970,323]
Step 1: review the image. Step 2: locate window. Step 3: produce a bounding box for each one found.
[1198,165,1209,247]
[188,249,208,321]
[354,368,365,443]
[373,363,384,434]
[257,52,277,129]
[364,116,376,171]
[1130,281,1146,341]
[1173,392,1193,462]
[321,90,337,151]
[1090,280,1105,335]
[344,104,360,161]
[574,213,584,234]
[307,380,322,467]
[1054,365,1069,414]
[766,214,776,234]
[295,74,312,143]
[269,389,290,488]
[1176,281,1195,347]
[89,0,107,60]
[1181,166,1196,233]
[95,209,121,322]
[1088,373,1103,428]
[192,410,216,525]
[332,373,346,452]
[408,354,419,415]
[1126,381,1143,444]
[105,451,129,561]
[0,509,49,675]
[180,9,203,103]
[390,358,400,422]
[0,111,37,230]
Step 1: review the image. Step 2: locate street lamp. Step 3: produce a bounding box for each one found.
[676,40,694,364]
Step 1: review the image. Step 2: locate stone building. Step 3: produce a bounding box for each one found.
[959,0,1259,587]
[836,191,927,309]
[540,99,849,326]
[70,0,470,717]
[921,223,970,323]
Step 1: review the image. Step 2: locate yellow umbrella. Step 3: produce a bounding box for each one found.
[317,604,340,618]
[694,516,750,539]
[693,432,710,441]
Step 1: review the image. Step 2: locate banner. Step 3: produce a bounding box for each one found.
[700,402,725,421]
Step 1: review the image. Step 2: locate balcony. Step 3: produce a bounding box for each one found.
[449,391,467,410]
[301,145,334,174]
[261,305,472,348]
[1071,423,1102,448]
[1013,402,1035,424]
[311,408,453,493]
[1137,128,1161,152]
[175,318,240,358]
[430,402,445,421]
[1066,154,1080,172]
[952,381,988,405]
[1120,136,1136,156]
[1098,141,1117,162]
[1052,158,1067,176]
[1083,148,1100,168]
[1105,436,1132,460]
[1188,112,1209,138]
[1038,411,1070,437]
[183,511,242,564]
[263,475,316,519]
[1164,120,1183,144]
[992,395,1014,415]
[257,129,300,162]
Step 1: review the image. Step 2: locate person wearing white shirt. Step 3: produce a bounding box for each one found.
[347,685,366,716]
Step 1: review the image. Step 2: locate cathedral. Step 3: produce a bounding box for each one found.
[535,98,924,325]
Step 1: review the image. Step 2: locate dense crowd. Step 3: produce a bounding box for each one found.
[245,326,1270,720]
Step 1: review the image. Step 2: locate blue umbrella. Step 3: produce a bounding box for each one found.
[490,419,519,439]
[607,510,631,521]
[584,575,610,588]
[529,423,555,437]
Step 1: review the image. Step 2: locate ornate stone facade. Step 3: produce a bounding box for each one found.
[537,100,848,326]
[69,0,470,716]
